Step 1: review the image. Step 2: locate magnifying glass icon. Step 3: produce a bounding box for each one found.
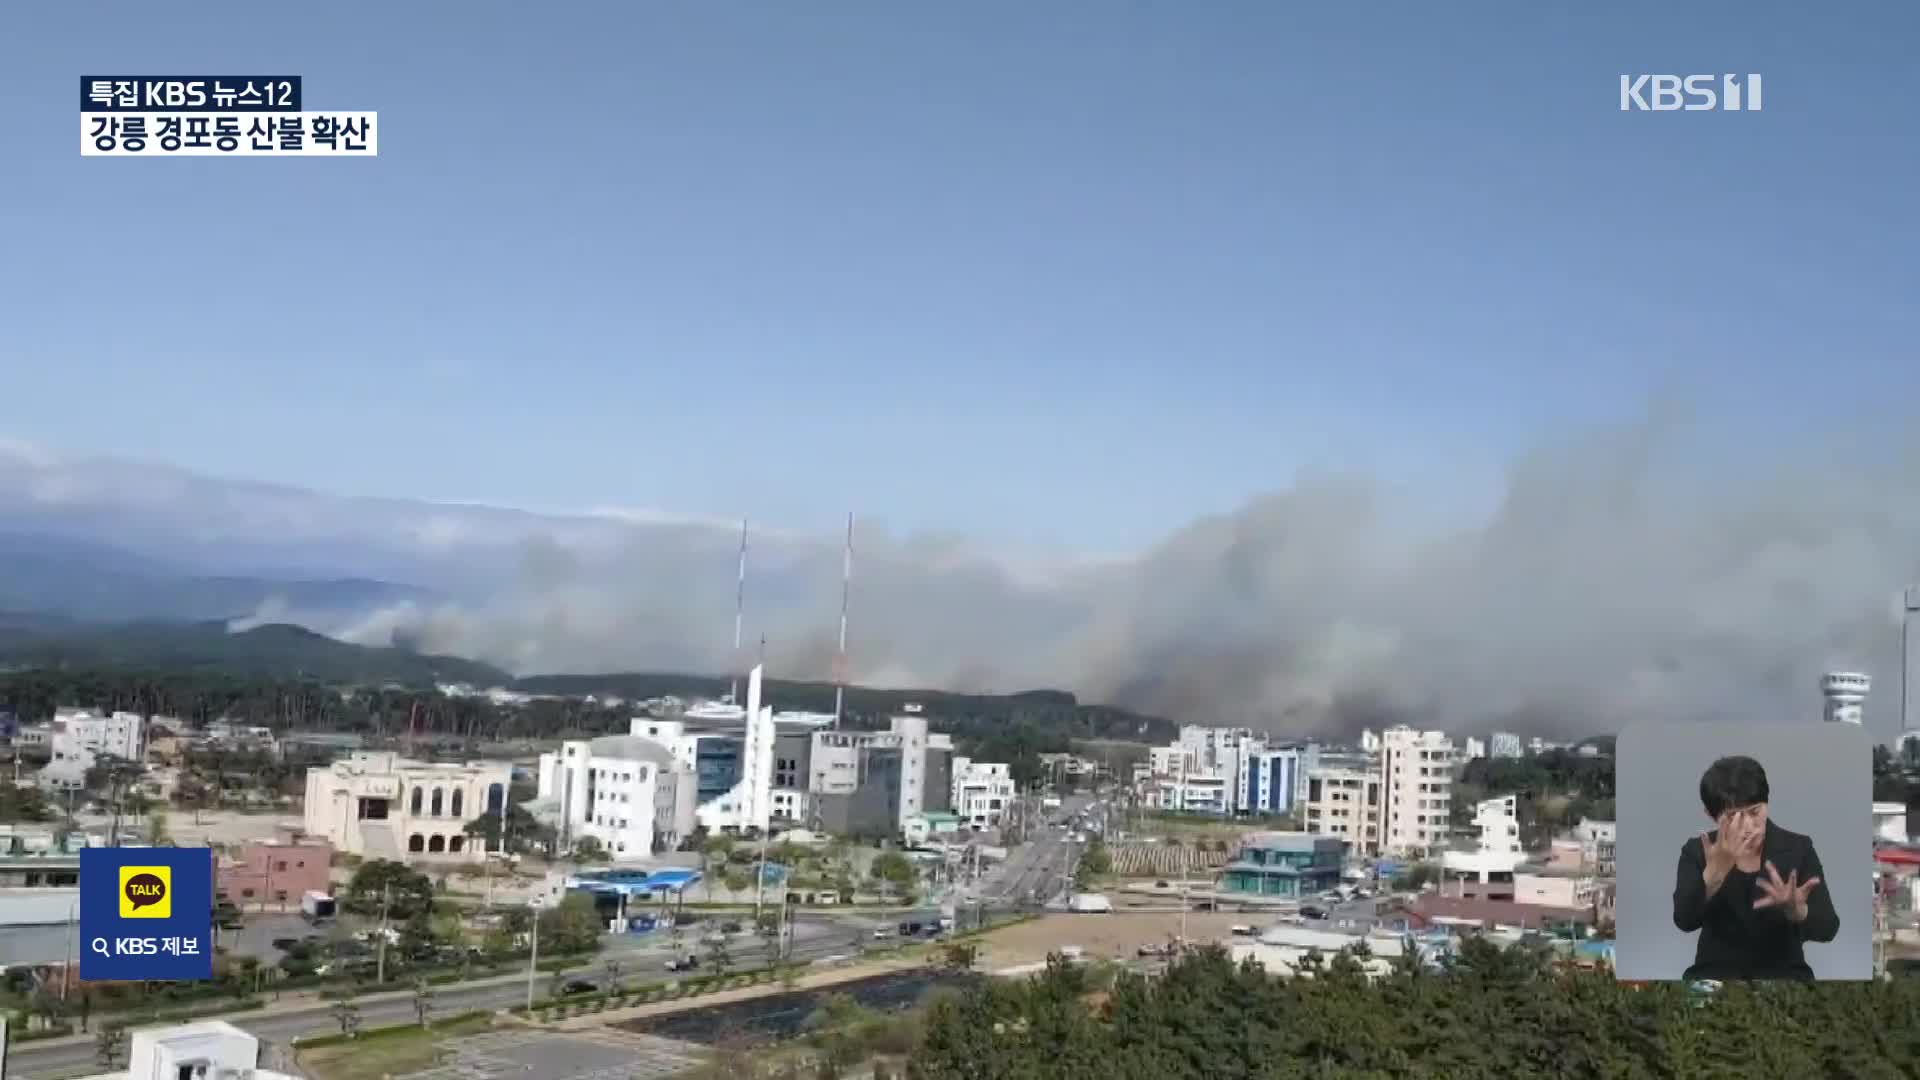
[89,937,110,957]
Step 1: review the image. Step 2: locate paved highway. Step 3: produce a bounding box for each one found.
[9,913,885,1080]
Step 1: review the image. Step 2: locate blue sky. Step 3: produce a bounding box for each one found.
[2,3,1915,553]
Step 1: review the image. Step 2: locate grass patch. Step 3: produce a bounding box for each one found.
[298,1014,492,1080]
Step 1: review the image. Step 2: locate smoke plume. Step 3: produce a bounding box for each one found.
[5,411,1920,742]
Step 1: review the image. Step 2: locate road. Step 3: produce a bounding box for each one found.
[8,912,887,1080]
[974,795,1097,905]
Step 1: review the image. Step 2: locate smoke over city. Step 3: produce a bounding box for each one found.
[5,411,1920,741]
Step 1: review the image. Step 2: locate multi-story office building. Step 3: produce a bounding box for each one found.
[1240,744,1318,815]
[809,708,954,839]
[1380,726,1452,854]
[1216,831,1345,899]
[539,668,956,853]
[541,665,827,854]
[303,752,512,862]
[1489,732,1523,759]
[1462,736,1487,760]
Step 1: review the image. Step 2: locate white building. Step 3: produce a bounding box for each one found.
[1489,732,1523,759]
[69,1020,297,1080]
[537,666,926,850]
[1380,726,1452,855]
[541,735,682,857]
[41,709,147,789]
[303,752,511,862]
[1462,737,1487,760]
[1575,818,1616,874]
[951,758,1015,829]
[1359,729,1382,754]
[51,709,144,764]
[1822,671,1870,725]
[1144,770,1231,814]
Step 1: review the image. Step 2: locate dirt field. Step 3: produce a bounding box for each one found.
[973,912,1252,969]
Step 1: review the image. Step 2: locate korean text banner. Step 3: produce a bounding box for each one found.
[80,847,214,981]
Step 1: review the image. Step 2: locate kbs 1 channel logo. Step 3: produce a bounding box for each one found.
[80,76,377,156]
[1619,73,1763,112]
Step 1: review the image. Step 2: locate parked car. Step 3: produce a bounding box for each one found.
[559,979,598,995]
[665,955,700,972]
[1300,905,1328,920]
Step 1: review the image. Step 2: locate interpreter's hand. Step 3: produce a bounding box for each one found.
[1727,812,1764,873]
[1752,860,1820,923]
[1701,824,1739,882]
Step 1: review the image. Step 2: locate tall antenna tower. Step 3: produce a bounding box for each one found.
[833,512,854,728]
[731,519,749,707]
[1904,586,1920,735]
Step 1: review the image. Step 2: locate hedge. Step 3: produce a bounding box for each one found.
[520,963,810,1021]
[291,1009,491,1049]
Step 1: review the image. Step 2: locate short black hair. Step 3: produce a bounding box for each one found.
[1699,755,1770,817]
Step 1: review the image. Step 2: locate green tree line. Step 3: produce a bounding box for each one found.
[911,943,1920,1080]
[0,667,1152,785]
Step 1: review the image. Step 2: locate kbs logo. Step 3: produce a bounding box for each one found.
[118,865,172,919]
[1620,74,1763,112]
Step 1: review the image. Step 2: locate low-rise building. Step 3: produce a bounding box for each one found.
[303,752,511,862]
[1575,819,1616,875]
[951,759,1015,829]
[67,1020,298,1080]
[218,828,333,910]
[1216,831,1344,899]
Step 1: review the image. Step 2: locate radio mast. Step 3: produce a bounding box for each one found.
[730,519,748,707]
[833,513,854,728]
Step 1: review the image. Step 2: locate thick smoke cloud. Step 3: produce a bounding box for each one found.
[4,414,1919,742]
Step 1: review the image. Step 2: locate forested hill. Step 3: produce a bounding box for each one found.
[515,671,1172,742]
[0,616,1176,746]
[0,619,508,687]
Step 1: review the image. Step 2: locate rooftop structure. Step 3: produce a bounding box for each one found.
[1823,671,1870,725]
[67,1020,297,1080]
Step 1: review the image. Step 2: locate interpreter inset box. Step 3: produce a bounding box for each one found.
[1614,721,1871,981]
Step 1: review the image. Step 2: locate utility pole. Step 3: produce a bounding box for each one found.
[61,901,75,1000]
[374,884,391,985]
[525,899,543,1011]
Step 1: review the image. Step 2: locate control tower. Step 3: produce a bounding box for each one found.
[1821,672,1870,725]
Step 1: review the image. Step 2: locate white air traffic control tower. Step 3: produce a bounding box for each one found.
[1822,671,1870,725]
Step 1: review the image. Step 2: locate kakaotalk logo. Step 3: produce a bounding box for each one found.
[118,865,172,919]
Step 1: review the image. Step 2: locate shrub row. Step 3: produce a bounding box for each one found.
[291,1009,492,1049]
[521,964,808,1022]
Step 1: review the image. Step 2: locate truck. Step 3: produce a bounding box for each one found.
[301,890,337,922]
[1067,893,1113,913]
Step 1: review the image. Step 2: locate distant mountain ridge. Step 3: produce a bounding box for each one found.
[0,531,441,622]
[0,615,1171,741]
[0,618,507,686]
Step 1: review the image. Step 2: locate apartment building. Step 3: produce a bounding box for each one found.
[1489,732,1523,759]
[1380,726,1453,853]
[1301,764,1382,854]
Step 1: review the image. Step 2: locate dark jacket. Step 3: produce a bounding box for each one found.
[1672,819,1839,980]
